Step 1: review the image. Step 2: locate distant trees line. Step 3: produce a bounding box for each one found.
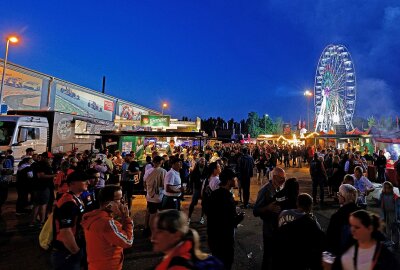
[181,113,400,138]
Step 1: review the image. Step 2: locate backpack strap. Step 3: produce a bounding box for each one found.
[168,256,195,269]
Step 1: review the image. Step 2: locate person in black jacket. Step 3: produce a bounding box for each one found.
[375,150,387,183]
[310,153,327,206]
[326,184,360,256]
[274,193,326,270]
[16,157,34,215]
[207,168,244,270]
[187,157,208,225]
[237,148,254,208]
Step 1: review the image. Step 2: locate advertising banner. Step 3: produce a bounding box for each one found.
[117,103,148,121]
[54,83,114,121]
[283,123,291,135]
[0,67,42,110]
[140,115,170,127]
[119,136,145,160]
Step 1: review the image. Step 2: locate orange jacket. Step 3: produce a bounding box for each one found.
[81,209,133,270]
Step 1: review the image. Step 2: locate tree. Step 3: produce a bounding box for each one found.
[367,116,376,128]
[262,115,275,134]
[246,112,262,138]
[272,117,284,135]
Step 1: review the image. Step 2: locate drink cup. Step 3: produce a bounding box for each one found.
[322,251,336,265]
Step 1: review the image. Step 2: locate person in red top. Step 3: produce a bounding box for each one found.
[81,185,133,270]
[52,170,88,270]
[151,209,212,270]
[54,160,71,200]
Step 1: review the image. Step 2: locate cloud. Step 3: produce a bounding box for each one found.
[267,0,400,115]
[356,78,397,117]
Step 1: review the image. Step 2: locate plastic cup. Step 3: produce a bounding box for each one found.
[322,251,336,264]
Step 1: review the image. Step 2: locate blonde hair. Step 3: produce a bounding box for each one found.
[339,184,358,203]
[156,210,208,260]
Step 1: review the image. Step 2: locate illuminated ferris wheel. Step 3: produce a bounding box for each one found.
[314,44,356,132]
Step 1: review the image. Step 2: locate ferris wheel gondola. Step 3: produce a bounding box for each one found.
[314,44,356,132]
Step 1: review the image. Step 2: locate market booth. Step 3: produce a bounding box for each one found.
[99,130,206,193]
[374,136,400,186]
[99,130,206,163]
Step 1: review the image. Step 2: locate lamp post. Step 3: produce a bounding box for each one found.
[0,36,19,112]
[264,114,269,134]
[303,90,313,131]
[161,102,168,115]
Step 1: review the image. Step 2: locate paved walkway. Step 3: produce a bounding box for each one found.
[0,167,377,270]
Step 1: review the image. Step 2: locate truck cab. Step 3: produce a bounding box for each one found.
[0,115,49,162]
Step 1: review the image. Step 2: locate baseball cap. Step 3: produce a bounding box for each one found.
[67,170,90,184]
[26,147,36,152]
[41,152,54,159]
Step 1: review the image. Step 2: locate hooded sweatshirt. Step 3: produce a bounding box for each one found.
[81,209,133,270]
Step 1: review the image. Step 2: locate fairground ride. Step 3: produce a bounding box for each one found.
[314,44,356,132]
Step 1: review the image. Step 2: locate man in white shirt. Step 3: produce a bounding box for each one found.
[144,156,166,232]
[352,166,375,207]
[162,157,183,210]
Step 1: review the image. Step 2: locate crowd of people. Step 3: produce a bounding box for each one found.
[0,140,400,270]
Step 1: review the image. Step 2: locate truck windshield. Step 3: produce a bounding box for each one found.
[0,121,16,146]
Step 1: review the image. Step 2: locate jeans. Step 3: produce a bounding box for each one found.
[51,249,83,270]
[0,181,9,209]
[188,189,202,217]
[16,183,29,212]
[377,167,386,183]
[312,178,325,204]
[241,177,250,206]
[121,181,135,210]
[262,235,274,270]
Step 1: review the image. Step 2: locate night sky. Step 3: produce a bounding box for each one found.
[0,0,399,122]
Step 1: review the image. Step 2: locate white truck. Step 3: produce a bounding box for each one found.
[0,110,114,166]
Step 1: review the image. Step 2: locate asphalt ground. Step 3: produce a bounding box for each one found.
[0,166,381,270]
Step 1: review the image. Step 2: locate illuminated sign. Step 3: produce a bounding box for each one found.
[140,115,170,127]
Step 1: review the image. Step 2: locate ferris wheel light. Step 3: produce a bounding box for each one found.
[333,115,340,123]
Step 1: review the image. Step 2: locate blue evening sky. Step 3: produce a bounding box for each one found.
[0,0,399,122]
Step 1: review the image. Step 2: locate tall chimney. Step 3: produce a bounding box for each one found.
[102,76,106,93]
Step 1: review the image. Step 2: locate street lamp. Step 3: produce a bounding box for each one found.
[303,90,313,131]
[0,35,19,112]
[264,114,269,134]
[161,102,168,115]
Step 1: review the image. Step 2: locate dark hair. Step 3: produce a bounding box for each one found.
[170,156,182,165]
[283,178,299,208]
[146,156,152,163]
[219,168,236,186]
[350,210,381,239]
[98,185,122,205]
[242,148,249,154]
[153,156,163,164]
[86,168,99,176]
[66,170,90,184]
[207,162,219,178]
[297,193,313,212]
